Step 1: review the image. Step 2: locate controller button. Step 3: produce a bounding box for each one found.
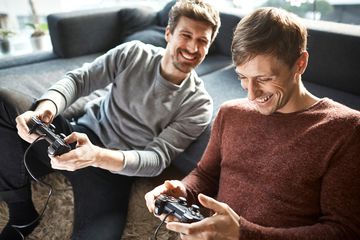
[60,133,67,139]
[190,204,200,212]
[178,197,187,206]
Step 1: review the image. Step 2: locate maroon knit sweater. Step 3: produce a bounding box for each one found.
[182,98,360,240]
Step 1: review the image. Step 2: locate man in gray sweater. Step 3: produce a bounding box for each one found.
[0,0,220,239]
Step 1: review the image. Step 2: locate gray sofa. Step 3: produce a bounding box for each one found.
[0,1,360,238]
[1,1,359,174]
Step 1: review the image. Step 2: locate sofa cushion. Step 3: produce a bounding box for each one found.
[196,54,232,76]
[157,0,176,27]
[48,9,122,58]
[212,12,241,56]
[0,51,57,70]
[47,7,157,58]
[123,26,166,48]
[117,7,158,40]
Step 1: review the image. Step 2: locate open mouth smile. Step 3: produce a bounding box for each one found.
[180,50,197,62]
[255,94,273,104]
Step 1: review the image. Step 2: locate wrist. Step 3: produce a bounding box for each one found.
[35,99,58,116]
[93,147,125,171]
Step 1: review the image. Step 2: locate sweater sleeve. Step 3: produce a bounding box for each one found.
[182,107,224,203]
[237,124,360,240]
[37,42,134,114]
[115,92,213,177]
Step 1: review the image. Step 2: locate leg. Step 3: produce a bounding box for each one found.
[0,88,73,239]
[66,168,134,240]
[64,125,135,240]
[0,88,47,239]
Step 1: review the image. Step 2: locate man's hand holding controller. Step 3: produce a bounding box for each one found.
[15,100,57,143]
[15,99,126,172]
[145,180,241,239]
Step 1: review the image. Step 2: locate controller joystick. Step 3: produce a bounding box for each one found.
[154,194,204,223]
[27,116,72,156]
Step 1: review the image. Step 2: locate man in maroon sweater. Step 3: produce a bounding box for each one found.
[145,7,360,240]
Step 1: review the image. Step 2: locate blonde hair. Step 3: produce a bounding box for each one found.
[232,7,307,68]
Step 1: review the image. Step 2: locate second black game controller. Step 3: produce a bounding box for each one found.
[154,194,204,223]
[27,116,71,156]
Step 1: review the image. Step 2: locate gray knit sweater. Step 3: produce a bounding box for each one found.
[40,41,213,176]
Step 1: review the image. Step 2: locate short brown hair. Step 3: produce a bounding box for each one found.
[232,7,307,68]
[168,0,221,43]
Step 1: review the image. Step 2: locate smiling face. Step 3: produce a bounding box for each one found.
[236,54,308,115]
[161,16,213,84]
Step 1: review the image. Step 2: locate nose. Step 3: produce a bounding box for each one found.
[186,40,198,53]
[246,79,260,101]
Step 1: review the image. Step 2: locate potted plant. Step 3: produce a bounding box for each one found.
[27,0,48,50]
[26,22,47,50]
[0,28,15,54]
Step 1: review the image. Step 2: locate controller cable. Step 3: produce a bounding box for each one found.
[151,210,175,240]
[11,135,53,240]
[11,135,175,240]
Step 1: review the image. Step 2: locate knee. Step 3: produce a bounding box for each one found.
[0,87,35,118]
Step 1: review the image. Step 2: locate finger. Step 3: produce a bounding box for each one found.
[15,113,30,134]
[65,132,88,145]
[50,157,89,171]
[166,221,189,234]
[145,185,168,212]
[198,193,228,214]
[64,132,79,144]
[164,180,187,197]
[39,110,54,124]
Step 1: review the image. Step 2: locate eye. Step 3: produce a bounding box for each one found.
[257,77,273,82]
[199,39,209,45]
[181,33,191,39]
[237,75,246,81]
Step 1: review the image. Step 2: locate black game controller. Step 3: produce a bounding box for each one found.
[27,116,71,156]
[154,194,204,223]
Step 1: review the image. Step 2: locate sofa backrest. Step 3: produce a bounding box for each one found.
[212,12,241,56]
[48,8,122,58]
[305,27,360,96]
[48,7,157,58]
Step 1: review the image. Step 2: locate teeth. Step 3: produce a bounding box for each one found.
[181,51,195,60]
[257,95,271,103]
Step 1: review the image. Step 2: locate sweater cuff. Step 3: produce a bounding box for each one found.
[38,89,67,115]
[110,150,140,176]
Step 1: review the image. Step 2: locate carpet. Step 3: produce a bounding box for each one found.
[0,172,179,239]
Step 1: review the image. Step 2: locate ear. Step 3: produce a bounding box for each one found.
[295,51,309,75]
[165,26,171,43]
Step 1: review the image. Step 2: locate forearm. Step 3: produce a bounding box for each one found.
[38,47,123,115]
[110,150,164,177]
[92,147,125,172]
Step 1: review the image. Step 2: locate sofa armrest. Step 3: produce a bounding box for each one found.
[47,7,157,58]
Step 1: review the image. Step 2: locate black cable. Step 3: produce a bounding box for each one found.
[151,210,175,240]
[11,135,53,240]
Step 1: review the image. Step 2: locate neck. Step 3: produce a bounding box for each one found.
[160,56,189,85]
[295,81,320,111]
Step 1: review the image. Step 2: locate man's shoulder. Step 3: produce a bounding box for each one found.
[316,98,360,133]
[220,98,252,111]
[320,98,360,122]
